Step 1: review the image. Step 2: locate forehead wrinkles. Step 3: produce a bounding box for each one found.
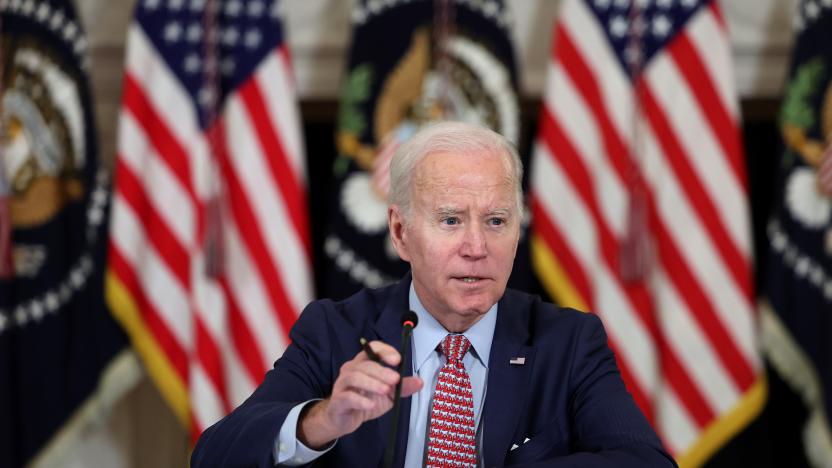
[412,152,515,194]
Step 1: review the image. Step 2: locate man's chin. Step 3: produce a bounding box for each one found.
[451,298,497,318]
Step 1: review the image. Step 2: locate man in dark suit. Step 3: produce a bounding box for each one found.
[192,122,676,467]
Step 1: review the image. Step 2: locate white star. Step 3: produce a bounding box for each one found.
[594,0,612,10]
[352,8,367,24]
[823,0,832,8]
[168,0,185,10]
[806,1,821,19]
[680,0,697,8]
[164,21,182,42]
[222,27,239,46]
[244,29,262,48]
[144,0,161,10]
[70,268,85,288]
[336,249,354,270]
[184,53,201,73]
[366,271,383,288]
[21,0,34,15]
[497,11,511,29]
[635,0,651,9]
[248,0,265,17]
[221,57,236,75]
[45,292,60,312]
[794,13,805,31]
[30,301,44,321]
[796,256,810,277]
[652,14,672,38]
[269,0,283,19]
[93,187,107,206]
[368,0,383,14]
[324,236,340,256]
[50,10,64,30]
[63,21,78,41]
[656,0,673,8]
[189,0,204,11]
[609,15,628,38]
[198,86,216,107]
[352,260,368,281]
[186,22,203,42]
[483,0,499,17]
[771,232,785,252]
[809,265,824,286]
[613,0,629,9]
[88,206,103,227]
[74,37,86,54]
[224,0,242,17]
[36,2,50,22]
[15,306,28,326]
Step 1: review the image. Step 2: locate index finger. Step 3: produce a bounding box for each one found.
[366,340,401,367]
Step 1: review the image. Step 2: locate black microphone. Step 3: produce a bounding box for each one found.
[383,311,419,468]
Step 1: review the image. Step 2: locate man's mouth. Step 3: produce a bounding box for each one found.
[455,276,485,283]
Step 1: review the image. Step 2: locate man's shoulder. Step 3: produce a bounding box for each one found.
[501,288,602,338]
[299,282,400,328]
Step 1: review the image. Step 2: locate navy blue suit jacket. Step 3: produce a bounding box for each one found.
[192,275,676,467]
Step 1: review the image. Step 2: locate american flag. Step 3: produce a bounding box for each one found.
[106,0,312,440]
[529,0,763,465]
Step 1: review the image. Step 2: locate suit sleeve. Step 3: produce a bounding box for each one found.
[518,313,677,468]
[191,300,336,468]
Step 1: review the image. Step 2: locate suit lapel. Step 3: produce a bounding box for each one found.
[372,274,413,468]
[482,291,535,467]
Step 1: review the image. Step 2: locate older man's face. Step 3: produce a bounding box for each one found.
[389,150,521,331]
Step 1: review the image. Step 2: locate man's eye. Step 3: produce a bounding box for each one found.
[442,217,459,226]
[489,218,505,226]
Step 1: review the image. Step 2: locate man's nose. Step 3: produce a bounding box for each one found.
[460,224,487,259]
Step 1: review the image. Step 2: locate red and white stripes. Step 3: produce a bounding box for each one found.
[108,24,312,440]
[530,0,761,461]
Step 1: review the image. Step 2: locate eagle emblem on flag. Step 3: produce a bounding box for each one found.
[324,0,522,298]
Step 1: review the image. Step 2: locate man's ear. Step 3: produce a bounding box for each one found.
[388,205,411,262]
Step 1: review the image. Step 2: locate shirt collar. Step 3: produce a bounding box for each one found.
[409,282,498,373]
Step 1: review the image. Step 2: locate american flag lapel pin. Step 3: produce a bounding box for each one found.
[509,357,525,365]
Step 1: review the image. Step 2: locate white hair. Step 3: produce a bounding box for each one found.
[388,121,524,222]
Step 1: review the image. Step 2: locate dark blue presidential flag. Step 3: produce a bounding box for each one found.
[0,1,129,466]
[763,1,832,465]
[322,0,527,299]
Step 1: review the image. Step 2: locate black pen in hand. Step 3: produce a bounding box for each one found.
[359,337,382,363]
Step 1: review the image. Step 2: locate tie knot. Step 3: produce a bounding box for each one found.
[440,334,471,362]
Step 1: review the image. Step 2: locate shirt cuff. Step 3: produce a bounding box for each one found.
[274,400,337,466]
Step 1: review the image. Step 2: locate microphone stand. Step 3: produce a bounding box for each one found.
[383,315,417,468]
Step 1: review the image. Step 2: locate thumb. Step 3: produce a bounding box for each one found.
[400,376,423,398]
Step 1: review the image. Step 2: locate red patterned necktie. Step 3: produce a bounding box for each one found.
[426,334,477,467]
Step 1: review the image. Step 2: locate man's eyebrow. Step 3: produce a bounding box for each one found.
[434,207,463,217]
[486,208,513,217]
